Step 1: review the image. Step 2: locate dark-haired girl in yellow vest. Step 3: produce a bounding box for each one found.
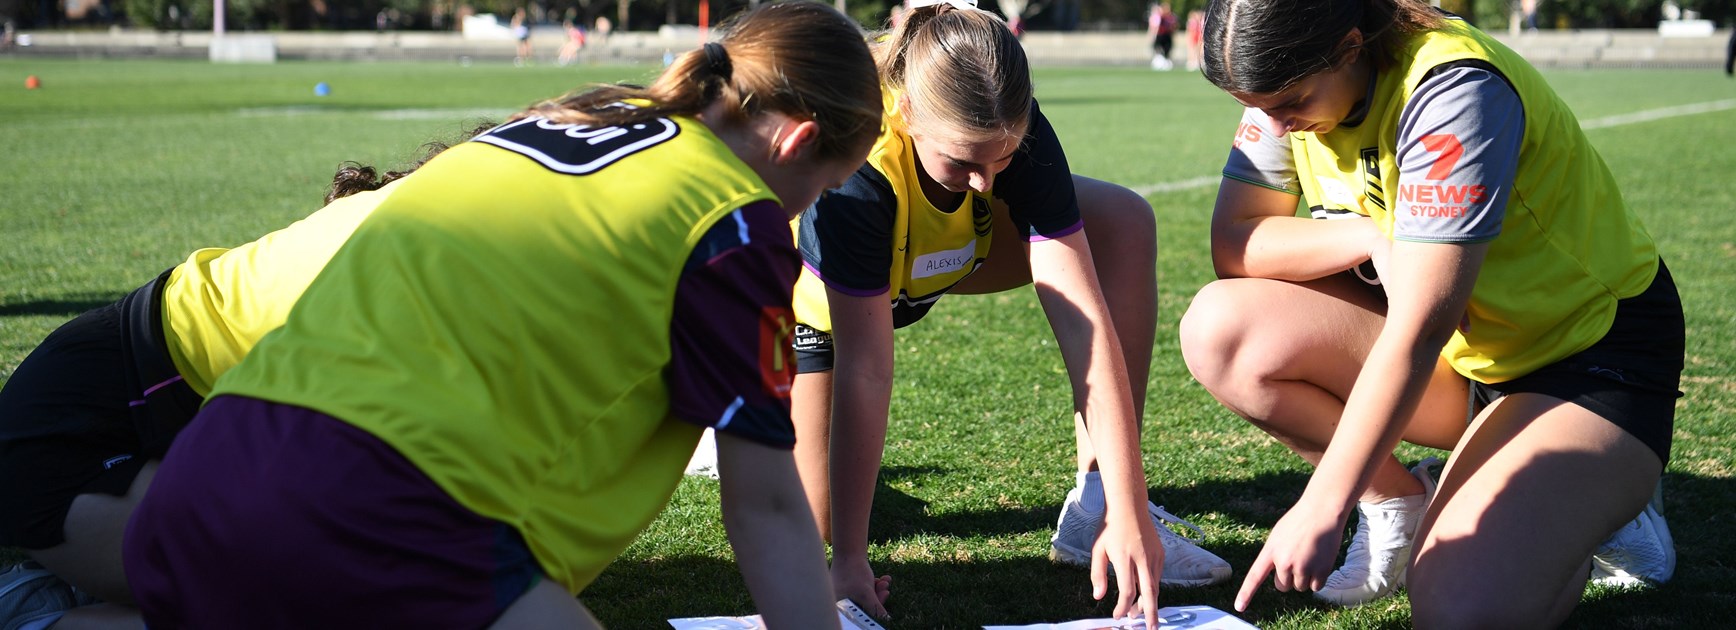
[1183,0,1683,625]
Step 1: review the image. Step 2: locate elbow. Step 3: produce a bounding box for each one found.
[1209,245,1250,280]
[722,481,812,529]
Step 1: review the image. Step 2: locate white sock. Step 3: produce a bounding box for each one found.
[1075,470,1106,515]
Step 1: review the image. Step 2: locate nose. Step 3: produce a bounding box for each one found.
[1265,112,1296,137]
[968,171,993,193]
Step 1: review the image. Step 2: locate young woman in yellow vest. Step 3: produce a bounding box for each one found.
[1179,0,1683,625]
[788,1,1231,620]
[114,4,881,628]
[0,129,490,628]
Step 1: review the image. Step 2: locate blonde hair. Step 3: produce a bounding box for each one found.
[876,5,1030,142]
[519,1,882,163]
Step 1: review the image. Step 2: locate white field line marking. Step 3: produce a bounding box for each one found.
[234,106,509,120]
[1129,98,1736,197]
[1578,98,1736,130]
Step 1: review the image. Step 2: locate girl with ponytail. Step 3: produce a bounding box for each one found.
[787,0,1231,620]
[112,3,883,628]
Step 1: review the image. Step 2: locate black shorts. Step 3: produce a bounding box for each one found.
[792,323,836,374]
[1467,260,1683,466]
[0,269,202,549]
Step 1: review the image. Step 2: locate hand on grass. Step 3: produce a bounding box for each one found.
[1091,510,1163,627]
[830,555,891,619]
[1235,501,1344,612]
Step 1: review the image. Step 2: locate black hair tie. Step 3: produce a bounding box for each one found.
[703,42,733,80]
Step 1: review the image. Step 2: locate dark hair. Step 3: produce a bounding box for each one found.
[1200,0,1443,94]
[877,4,1030,141]
[520,1,882,163]
[325,120,497,204]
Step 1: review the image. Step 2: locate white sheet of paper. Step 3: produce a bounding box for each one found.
[668,599,884,630]
[981,604,1258,630]
[683,427,719,478]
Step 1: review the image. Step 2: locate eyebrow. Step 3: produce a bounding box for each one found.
[945,145,1020,167]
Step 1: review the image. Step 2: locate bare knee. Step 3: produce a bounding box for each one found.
[1178,280,1262,392]
[31,460,158,605]
[1077,178,1157,263]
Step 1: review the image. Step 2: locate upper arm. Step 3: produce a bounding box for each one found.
[1025,229,1106,307]
[1392,64,1524,245]
[1383,240,1487,349]
[996,101,1085,240]
[1213,108,1305,275]
[1222,107,1302,196]
[825,287,895,379]
[665,202,800,448]
[1209,178,1307,275]
[715,430,802,507]
[797,165,898,296]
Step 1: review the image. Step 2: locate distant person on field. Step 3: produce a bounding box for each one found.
[788,1,1232,620]
[0,123,492,628]
[559,9,588,66]
[114,3,883,628]
[593,14,612,44]
[1147,1,1177,70]
[1183,0,1683,624]
[1725,22,1733,76]
[1185,10,1205,71]
[511,7,532,66]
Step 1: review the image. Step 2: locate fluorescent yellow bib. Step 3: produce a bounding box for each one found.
[214,115,777,593]
[158,180,403,396]
[1290,19,1657,383]
[791,87,993,332]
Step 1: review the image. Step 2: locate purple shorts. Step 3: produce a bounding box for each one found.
[123,396,542,629]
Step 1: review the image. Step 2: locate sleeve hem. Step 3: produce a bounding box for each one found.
[1222,173,1300,195]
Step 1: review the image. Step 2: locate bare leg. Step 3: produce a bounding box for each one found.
[1408,394,1660,628]
[953,175,1157,473]
[30,460,158,605]
[489,578,602,629]
[40,604,144,630]
[1179,276,1467,502]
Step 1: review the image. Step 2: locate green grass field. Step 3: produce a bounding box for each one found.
[2,58,1733,628]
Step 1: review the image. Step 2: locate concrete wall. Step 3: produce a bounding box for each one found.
[6,27,1732,69]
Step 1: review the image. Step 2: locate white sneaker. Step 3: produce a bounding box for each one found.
[1049,488,1233,587]
[1314,457,1441,607]
[1590,501,1675,587]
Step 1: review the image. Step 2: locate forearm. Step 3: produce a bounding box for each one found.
[1301,329,1443,517]
[718,437,840,629]
[1212,214,1379,281]
[826,361,892,559]
[723,479,840,629]
[1031,236,1149,519]
[1304,240,1483,513]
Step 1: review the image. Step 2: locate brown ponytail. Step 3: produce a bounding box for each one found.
[518,1,882,163]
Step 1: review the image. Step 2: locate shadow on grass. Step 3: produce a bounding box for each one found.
[867,466,1314,546]
[852,464,1735,628]
[0,294,123,318]
[586,552,1284,629]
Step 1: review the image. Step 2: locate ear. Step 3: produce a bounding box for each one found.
[770,119,822,166]
[891,93,914,129]
[1336,28,1364,67]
